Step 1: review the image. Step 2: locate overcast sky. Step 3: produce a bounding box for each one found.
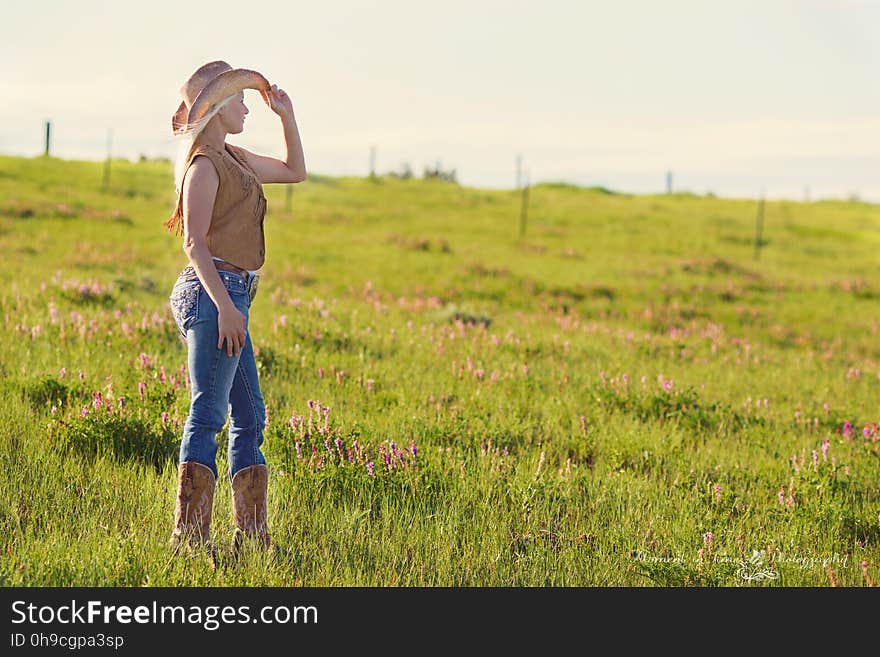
[2,0,878,199]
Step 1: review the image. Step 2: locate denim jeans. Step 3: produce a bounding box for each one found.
[168,266,266,480]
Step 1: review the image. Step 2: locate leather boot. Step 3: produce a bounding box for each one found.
[231,464,271,551]
[169,461,216,550]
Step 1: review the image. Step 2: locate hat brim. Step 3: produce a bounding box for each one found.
[172,69,271,135]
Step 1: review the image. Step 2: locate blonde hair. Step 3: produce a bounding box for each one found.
[172,95,236,194]
[164,95,236,235]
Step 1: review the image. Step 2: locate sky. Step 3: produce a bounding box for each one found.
[1,0,879,200]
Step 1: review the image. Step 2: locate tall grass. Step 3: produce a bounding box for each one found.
[0,154,878,586]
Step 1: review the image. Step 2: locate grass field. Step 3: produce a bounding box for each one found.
[1,153,878,586]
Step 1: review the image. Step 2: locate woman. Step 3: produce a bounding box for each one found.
[164,60,306,554]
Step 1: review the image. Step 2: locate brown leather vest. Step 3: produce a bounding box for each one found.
[164,143,267,270]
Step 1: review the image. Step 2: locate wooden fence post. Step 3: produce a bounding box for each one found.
[754,193,765,260]
[102,129,112,189]
[519,171,530,239]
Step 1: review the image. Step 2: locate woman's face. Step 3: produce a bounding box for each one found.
[219,92,249,134]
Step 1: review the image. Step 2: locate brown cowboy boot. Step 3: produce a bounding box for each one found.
[231,464,271,551]
[169,461,216,551]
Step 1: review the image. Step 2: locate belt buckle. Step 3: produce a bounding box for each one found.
[248,273,260,302]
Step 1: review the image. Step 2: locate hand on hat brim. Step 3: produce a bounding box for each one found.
[260,84,295,119]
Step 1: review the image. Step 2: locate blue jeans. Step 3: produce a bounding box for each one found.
[168,266,266,480]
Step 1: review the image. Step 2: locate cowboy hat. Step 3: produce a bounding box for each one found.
[171,60,271,135]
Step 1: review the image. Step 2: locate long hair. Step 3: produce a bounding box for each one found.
[164,96,236,235]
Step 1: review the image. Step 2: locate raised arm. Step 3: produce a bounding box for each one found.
[238,142,307,184]
[239,84,306,184]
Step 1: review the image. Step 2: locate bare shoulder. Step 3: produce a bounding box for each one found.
[186,154,220,188]
[182,154,220,237]
[182,155,220,222]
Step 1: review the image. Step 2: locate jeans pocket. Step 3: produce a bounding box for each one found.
[169,281,201,336]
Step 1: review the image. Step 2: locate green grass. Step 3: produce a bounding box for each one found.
[1,153,878,586]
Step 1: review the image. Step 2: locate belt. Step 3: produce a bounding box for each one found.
[214,260,249,279]
[180,261,251,282]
